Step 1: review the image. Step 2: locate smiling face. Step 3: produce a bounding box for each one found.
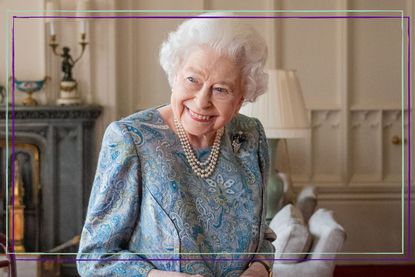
[171,46,244,143]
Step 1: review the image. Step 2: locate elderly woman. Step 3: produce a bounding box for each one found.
[77,14,275,277]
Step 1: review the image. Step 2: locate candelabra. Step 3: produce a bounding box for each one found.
[48,33,88,105]
[46,0,90,105]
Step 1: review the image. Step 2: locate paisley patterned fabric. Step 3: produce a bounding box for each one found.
[77,107,276,277]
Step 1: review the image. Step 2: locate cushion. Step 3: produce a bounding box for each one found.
[308,208,346,259]
[269,204,312,261]
[296,185,317,223]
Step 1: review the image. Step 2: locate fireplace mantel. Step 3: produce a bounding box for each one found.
[0,105,102,120]
[0,105,102,259]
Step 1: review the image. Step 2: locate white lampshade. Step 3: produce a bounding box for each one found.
[240,69,310,139]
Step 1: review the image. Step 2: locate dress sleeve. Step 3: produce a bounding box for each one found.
[252,118,276,266]
[76,121,155,276]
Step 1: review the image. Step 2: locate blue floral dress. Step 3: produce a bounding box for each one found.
[77,107,276,277]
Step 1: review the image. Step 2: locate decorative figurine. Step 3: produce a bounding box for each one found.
[61,47,75,82]
[49,33,88,106]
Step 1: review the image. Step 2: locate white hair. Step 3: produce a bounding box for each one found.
[159,13,268,102]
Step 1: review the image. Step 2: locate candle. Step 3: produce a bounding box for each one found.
[45,1,56,23]
[50,22,56,36]
[80,21,87,35]
[46,1,57,36]
[77,0,90,36]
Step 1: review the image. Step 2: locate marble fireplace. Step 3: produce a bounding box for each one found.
[0,105,101,275]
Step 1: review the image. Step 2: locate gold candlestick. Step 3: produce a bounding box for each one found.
[9,159,26,252]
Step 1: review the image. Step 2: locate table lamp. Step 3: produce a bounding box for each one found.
[240,69,310,221]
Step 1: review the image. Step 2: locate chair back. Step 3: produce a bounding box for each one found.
[0,233,17,277]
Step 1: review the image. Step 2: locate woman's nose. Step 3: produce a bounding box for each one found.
[194,86,212,109]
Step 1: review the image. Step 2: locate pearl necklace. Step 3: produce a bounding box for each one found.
[174,118,224,178]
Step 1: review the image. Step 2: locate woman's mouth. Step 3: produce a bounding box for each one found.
[186,107,213,122]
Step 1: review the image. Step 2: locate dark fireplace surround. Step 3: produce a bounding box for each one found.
[0,105,101,257]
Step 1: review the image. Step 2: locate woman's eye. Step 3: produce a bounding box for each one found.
[186,76,196,83]
[214,87,229,94]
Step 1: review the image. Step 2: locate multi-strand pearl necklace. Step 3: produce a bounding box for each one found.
[174,118,224,178]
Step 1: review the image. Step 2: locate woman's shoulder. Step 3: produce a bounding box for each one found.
[229,113,264,135]
[104,107,170,145]
[107,107,165,131]
[227,113,267,153]
[119,107,164,125]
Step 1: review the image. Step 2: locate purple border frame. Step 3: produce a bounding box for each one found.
[9,15,412,264]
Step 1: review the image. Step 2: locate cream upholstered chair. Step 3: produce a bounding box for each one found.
[0,233,16,277]
[270,173,346,277]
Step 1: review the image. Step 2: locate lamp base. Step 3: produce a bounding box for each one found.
[266,139,284,222]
